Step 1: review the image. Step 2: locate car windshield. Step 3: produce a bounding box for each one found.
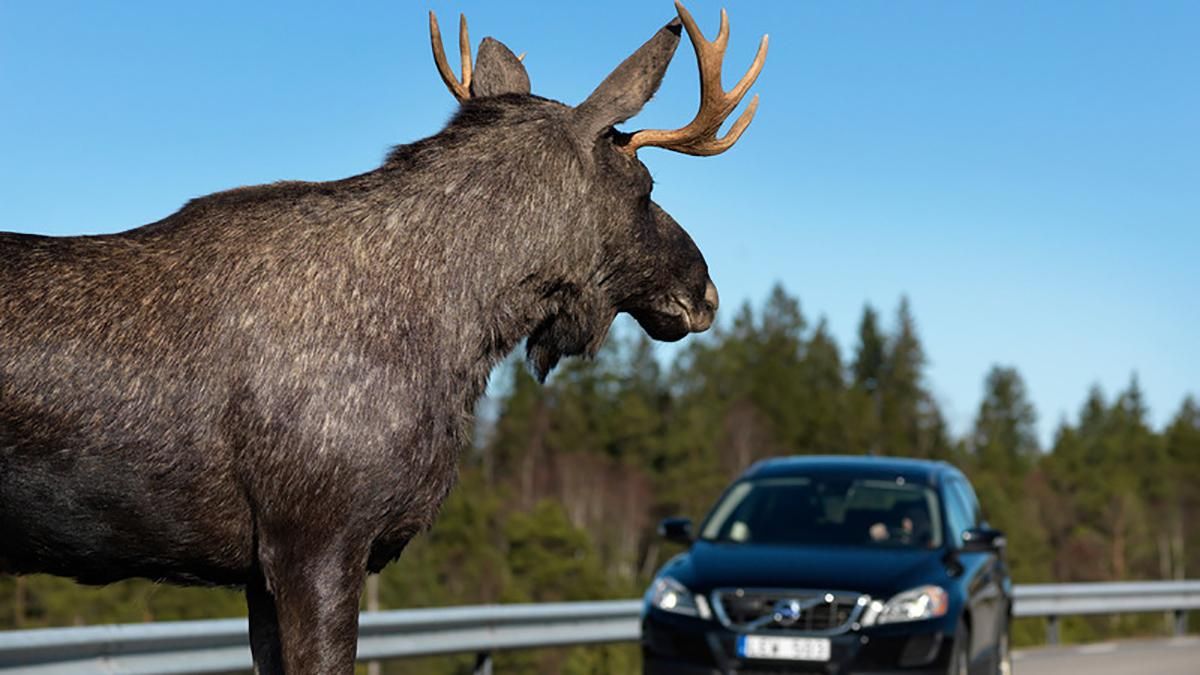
[699,476,943,549]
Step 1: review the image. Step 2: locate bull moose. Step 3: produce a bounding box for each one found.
[0,3,766,672]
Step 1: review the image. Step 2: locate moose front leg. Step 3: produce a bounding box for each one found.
[259,532,368,674]
[246,565,285,675]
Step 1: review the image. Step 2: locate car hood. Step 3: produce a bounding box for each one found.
[668,541,948,598]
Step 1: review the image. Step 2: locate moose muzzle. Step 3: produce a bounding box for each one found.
[688,279,719,333]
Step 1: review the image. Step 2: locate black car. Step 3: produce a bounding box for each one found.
[642,456,1012,675]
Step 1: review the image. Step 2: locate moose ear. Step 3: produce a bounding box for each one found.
[572,19,682,139]
[470,37,531,98]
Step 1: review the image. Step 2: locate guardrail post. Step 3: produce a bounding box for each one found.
[1175,610,1188,637]
[1046,615,1060,646]
[474,651,493,675]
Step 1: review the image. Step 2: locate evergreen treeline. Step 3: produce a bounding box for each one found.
[2,285,1196,673]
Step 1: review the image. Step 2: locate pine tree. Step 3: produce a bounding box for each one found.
[1164,397,1200,580]
[796,318,847,454]
[879,297,948,458]
[849,304,886,454]
[972,366,1039,474]
[851,305,885,393]
[966,366,1049,593]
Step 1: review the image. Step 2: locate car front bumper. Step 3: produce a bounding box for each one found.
[642,608,956,674]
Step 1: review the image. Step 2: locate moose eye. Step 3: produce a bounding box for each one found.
[640,177,655,200]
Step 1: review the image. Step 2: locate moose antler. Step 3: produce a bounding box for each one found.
[429,11,472,101]
[621,2,768,157]
[430,12,526,102]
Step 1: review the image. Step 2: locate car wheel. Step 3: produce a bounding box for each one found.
[995,626,1012,675]
[949,618,970,675]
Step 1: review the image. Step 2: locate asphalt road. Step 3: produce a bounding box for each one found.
[1014,637,1200,675]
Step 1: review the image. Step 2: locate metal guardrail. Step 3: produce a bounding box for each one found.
[1013,581,1200,644]
[0,601,644,675]
[0,582,1195,674]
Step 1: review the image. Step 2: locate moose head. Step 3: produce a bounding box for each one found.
[424,2,767,379]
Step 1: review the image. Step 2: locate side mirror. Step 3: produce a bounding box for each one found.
[658,517,694,546]
[961,527,1006,553]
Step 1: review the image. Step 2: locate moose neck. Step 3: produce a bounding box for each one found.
[354,132,610,417]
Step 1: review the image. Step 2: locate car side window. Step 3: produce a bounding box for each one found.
[943,479,974,547]
[950,479,981,527]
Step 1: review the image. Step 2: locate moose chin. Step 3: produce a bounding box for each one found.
[0,3,765,672]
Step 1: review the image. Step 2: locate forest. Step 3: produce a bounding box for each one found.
[2,285,1196,674]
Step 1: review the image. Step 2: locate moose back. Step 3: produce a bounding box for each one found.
[0,3,764,672]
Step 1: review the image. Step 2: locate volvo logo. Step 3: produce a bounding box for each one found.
[771,597,823,626]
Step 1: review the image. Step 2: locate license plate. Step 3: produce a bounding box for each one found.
[737,635,832,661]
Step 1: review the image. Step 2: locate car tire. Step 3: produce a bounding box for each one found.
[949,618,970,675]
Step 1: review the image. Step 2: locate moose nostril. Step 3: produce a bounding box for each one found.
[703,280,719,313]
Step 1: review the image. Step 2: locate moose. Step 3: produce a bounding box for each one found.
[0,3,765,672]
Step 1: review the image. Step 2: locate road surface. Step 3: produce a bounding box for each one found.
[1015,637,1200,675]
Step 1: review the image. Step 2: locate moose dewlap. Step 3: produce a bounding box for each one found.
[0,3,765,673]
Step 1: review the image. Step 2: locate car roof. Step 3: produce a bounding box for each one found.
[740,455,962,488]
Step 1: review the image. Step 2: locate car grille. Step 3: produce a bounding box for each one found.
[711,588,866,634]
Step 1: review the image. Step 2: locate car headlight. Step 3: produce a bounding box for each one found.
[861,585,949,626]
[647,576,712,619]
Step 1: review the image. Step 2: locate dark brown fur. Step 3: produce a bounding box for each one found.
[0,17,718,674]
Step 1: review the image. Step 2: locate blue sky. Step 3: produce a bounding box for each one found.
[2,1,1196,445]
